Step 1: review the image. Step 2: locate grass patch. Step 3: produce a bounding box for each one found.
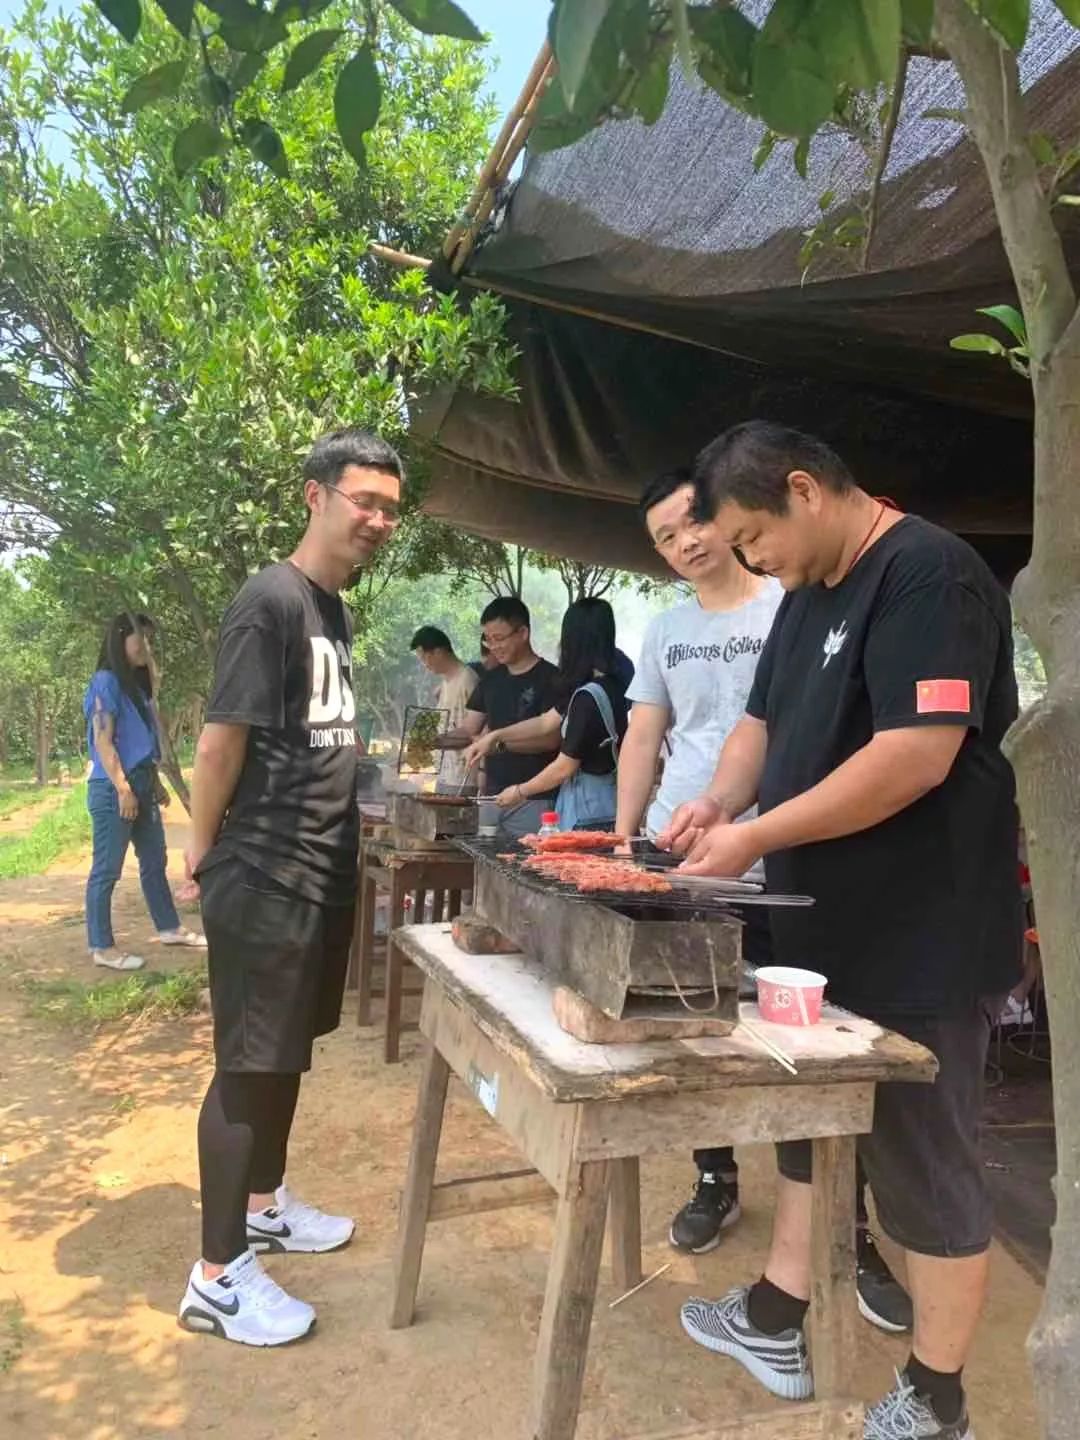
[23,966,207,1027]
[0,785,54,822]
[0,1298,26,1373]
[0,783,90,879]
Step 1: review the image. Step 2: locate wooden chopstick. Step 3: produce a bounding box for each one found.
[739,1016,799,1076]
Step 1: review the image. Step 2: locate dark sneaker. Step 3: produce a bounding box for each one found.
[669,1172,741,1253]
[864,1370,974,1438]
[680,1286,813,1401]
[857,1228,913,1334]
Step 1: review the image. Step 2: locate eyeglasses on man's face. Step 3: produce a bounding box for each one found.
[323,483,401,525]
[482,625,523,647]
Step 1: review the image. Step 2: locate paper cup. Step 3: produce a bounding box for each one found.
[755,966,827,1027]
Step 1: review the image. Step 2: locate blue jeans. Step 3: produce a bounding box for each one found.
[86,765,180,950]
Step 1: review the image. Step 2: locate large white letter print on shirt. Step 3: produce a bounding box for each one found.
[307,636,356,724]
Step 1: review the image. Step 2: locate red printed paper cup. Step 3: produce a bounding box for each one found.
[755,966,827,1027]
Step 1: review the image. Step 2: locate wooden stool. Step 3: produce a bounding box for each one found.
[389,924,937,1440]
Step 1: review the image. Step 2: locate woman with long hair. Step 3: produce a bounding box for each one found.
[84,612,205,969]
[467,597,628,830]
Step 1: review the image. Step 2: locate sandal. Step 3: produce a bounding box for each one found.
[159,928,208,949]
[92,950,146,971]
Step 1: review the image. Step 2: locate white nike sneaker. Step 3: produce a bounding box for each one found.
[177,1248,315,1346]
[246,1184,355,1255]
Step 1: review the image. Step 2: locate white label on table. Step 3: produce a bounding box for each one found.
[467,1063,499,1118]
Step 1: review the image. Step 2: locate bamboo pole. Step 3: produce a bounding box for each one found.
[369,242,432,269]
[449,57,555,275]
[443,41,553,262]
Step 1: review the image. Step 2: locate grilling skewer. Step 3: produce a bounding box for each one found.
[738,1016,799,1075]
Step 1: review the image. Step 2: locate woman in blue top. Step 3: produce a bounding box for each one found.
[84,613,205,970]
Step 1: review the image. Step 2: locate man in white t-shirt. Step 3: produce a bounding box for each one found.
[411,626,478,793]
[615,470,912,1336]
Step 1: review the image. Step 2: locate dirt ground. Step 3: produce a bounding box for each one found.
[0,810,1042,1439]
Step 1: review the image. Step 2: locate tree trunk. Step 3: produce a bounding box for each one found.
[33,691,49,786]
[156,701,192,814]
[1006,323,1080,1440]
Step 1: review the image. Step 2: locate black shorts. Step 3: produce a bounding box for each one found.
[776,998,999,1258]
[200,857,355,1074]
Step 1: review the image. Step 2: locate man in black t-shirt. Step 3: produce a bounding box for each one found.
[663,423,1020,1440]
[177,429,402,1348]
[439,596,559,838]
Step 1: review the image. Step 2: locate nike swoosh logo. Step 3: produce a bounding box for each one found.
[191,1283,240,1317]
[248,1219,291,1238]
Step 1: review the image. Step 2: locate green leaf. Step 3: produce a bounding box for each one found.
[201,0,262,21]
[811,0,902,90]
[281,27,343,91]
[154,0,194,37]
[950,333,1006,355]
[554,0,616,109]
[818,186,836,209]
[335,45,381,165]
[121,59,186,112]
[690,5,757,100]
[273,0,335,18]
[900,0,935,46]
[240,118,289,177]
[752,130,778,171]
[619,0,652,69]
[630,41,670,125]
[1052,0,1080,22]
[753,0,836,139]
[387,0,484,41]
[976,305,1027,345]
[1028,131,1056,166]
[671,0,695,76]
[94,0,142,42]
[172,118,227,177]
[1055,192,1080,206]
[530,75,596,153]
[922,106,966,122]
[231,51,267,93]
[973,0,1030,51]
[218,13,289,51]
[794,136,810,178]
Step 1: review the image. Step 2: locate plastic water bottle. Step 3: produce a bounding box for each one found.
[539,811,560,837]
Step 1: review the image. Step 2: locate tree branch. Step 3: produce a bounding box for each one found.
[936,0,1076,365]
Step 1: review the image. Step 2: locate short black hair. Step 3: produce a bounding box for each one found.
[302,427,404,487]
[693,421,854,520]
[481,596,530,631]
[410,625,454,653]
[638,466,693,524]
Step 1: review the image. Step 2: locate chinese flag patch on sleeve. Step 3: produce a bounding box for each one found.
[916,679,971,714]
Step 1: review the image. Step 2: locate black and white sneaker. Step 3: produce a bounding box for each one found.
[246,1183,355,1255]
[864,1370,975,1438]
[178,1248,316,1347]
[680,1286,813,1401]
[857,1228,913,1334]
[669,1172,741,1253]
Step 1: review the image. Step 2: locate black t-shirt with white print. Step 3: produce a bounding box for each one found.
[747,516,1021,1016]
[199,561,358,906]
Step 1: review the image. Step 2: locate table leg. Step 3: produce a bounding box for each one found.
[608,1157,643,1291]
[809,1134,858,1401]
[431,889,445,923]
[355,869,377,1027]
[529,1160,611,1440]
[447,890,463,920]
[384,873,408,1063]
[390,1038,450,1329]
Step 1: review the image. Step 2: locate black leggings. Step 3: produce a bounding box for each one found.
[197,1070,301,1264]
[692,1147,872,1225]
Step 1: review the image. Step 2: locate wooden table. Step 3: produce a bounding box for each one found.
[349,839,474,1062]
[389,923,937,1440]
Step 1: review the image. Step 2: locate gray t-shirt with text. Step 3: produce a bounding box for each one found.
[629,582,784,836]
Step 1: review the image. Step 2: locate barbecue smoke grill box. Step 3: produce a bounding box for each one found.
[463,839,741,1027]
[390,792,479,843]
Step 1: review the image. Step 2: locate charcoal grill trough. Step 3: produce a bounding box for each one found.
[390,792,479,844]
[457,838,754,1025]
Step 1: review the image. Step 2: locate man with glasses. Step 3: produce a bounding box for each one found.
[438,596,558,838]
[178,428,401,1347]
